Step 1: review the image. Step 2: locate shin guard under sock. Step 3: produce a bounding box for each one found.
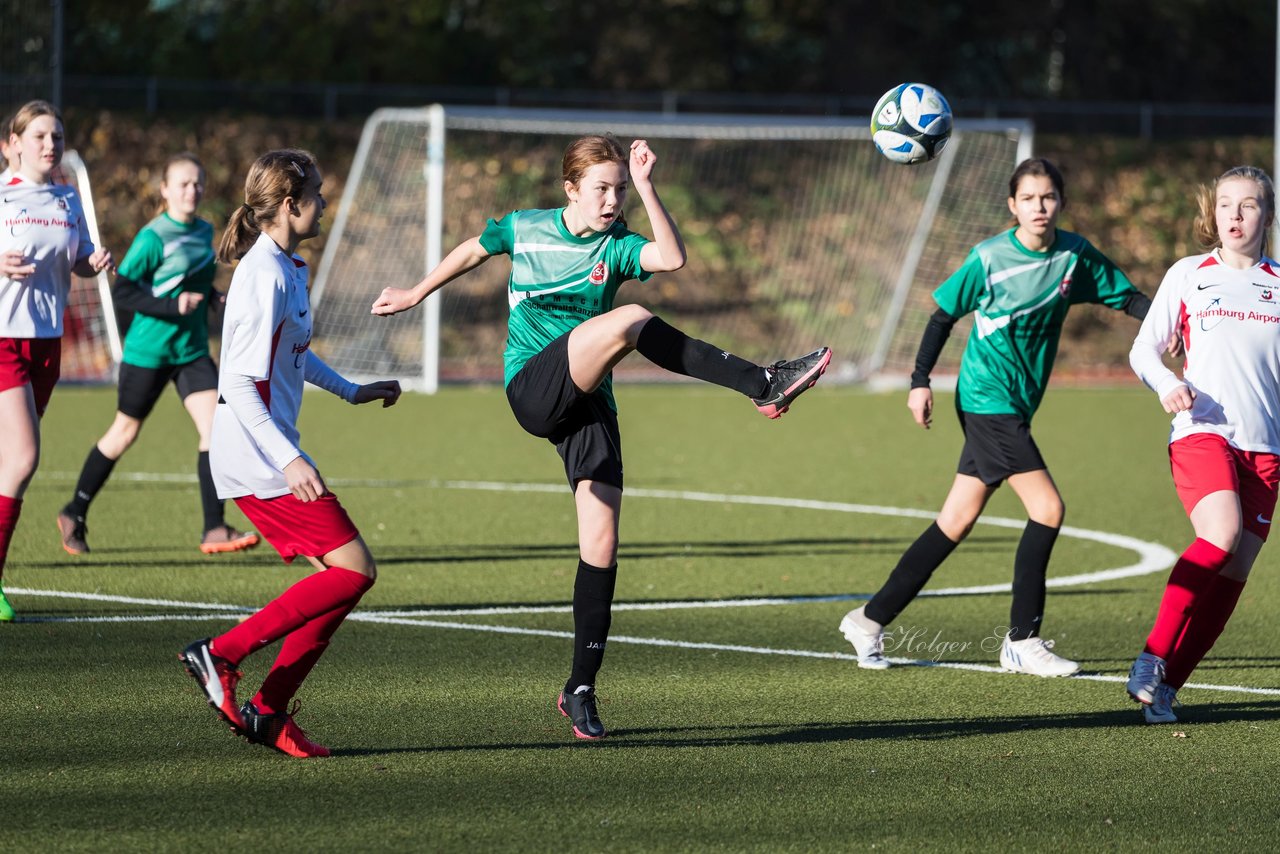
[197,451,225,533]
[1008,520,1060,641]
[253,571,374,713]
[566,560,618,692]
[635,317,766,397]
[864,523,959,626]
[1144,538,1232,659]
[65,446,116,519]
[1164,574,1246,689]
[212,567,374,665]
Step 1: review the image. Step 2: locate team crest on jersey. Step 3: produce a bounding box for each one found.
[1058,274,1072,298]
[55,197,68,211]
[1263,289,1274,301]
[588,261,607,286]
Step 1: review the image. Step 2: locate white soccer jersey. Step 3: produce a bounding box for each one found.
[1130,249,1280,453]
[210,232,319,499]
[0,174,94,337]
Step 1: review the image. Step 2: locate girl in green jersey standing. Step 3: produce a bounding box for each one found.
[57,153,260,556]
[373,135,830,739]
[839,158,1155,677]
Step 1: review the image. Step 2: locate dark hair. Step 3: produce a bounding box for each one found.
[217,149,318,262]
[1008,157,1066,203]
[1194,165,1276,257]
[561,134,628,188]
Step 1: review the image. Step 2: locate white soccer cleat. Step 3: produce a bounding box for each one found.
[839,609,890,670]
[1143,683,1179,724]
[999,636,1080,677]
[1126,651,1167,705]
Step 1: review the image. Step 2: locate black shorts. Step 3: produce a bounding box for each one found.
[506,332,624,490]
[955,411,1047,487]
[117,356,218,420]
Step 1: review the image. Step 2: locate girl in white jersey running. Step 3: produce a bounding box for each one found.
[1127,166,1280,724]
[372,135,830,740]
[179,150,401,757]
[0,100,114,622]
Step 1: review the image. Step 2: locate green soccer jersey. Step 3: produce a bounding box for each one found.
[933,228,1137,420]
[481,208,651,410]
[117,213,217,369]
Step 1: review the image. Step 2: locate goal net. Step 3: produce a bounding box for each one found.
[312,105,1031,391]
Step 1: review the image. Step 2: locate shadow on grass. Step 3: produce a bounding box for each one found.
[330,699,1280,756]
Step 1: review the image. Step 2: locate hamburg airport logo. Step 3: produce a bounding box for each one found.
[588,262,607,286]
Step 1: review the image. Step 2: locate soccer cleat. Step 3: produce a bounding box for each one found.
[0,586,13,622]
[838,608,890,670]
[1126,651,1167,705]
[199,525,260,555]
[179,638,244,732]
[557,687,607,740]
[751,347,832,419]
[239,700,331,758]
[999,635,1081,677]
[56,511,90,555]
[1143,683,1180,724]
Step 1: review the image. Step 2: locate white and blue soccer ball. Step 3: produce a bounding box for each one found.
[871,83,953,165]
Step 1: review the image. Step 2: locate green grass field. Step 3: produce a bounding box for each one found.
[3,382,1278,851]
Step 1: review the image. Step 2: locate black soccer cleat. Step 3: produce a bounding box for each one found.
[557,688,607,740]
[239,700,331,758]
[179,638,244,733]
[56,511,90,555]
[751,347,832,419]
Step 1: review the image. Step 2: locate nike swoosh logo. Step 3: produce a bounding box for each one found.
[1196,283,1221,290]
[1258,514,1271,525]
[756,392,785,406]
[200,648,223,705]
[298,310,308,318]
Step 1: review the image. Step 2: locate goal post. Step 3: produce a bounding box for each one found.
[60,150,122,383]
[312,105,1032,391]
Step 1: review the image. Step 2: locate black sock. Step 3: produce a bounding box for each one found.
[864,523,959,626]
[1009,520,1059,641]
[197,451,224,534]
[635,316,767,397]
[64,445,117,520]
[566,559,618,693]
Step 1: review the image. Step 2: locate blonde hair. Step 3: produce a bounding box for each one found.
[217,149,318,263]
[1194,166,1276,257]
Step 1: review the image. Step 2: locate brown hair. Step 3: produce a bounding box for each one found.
[155,152,205,217]
[561,134,627,188]
[1193,165,1275,257]
[10,99,62,139]
[1008,157,1066,203]
[217,149,318,263]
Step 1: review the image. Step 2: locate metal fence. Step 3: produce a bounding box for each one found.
[2,72,1273,139]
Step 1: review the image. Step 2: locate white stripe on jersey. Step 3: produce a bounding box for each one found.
[1131,250,1280,453]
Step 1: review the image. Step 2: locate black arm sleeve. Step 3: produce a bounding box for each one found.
[911,308,958,389]
[1119,291,1152,321]
[111,275,182,318]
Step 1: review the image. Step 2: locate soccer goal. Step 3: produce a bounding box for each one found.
[59,150,122,384]
[312,105,1032,392]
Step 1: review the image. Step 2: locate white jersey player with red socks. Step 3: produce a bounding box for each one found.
[1128,165,1280,723]
[0,101,113,622]
[179,150,400,757]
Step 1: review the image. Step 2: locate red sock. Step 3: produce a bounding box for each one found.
[212,567,373,665]
[1144,538,1232,659]
[253,583,372,714]
[0,495,23,579]
[1164,575,1246,689]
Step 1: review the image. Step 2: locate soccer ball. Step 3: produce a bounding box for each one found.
[871,83,953,165]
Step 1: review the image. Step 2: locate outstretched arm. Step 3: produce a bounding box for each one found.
[371,236,491,316]
[631,140,687,274]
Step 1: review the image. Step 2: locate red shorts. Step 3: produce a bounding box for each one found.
[232,491,360,563]
[0,337,61,416]
[1169,433,1280,540]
